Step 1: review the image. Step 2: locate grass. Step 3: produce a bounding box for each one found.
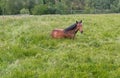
[0,14,120,78]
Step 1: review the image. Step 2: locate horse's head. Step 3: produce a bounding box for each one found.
[76,20,83,34]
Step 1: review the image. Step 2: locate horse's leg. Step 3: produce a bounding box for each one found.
[64,33,75,39]
[72,34,76,39]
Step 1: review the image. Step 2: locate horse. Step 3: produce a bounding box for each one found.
[51,20,83,39]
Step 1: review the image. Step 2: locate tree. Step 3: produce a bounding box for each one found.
[4,0,23,14]
[110,0,120,13]
[0,0,120,15]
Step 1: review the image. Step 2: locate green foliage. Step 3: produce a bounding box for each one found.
[32,4,57,15]
[0,0,120,15]
[110,0,120,13]
[0,14,120,78]
[20,8,30,14]
[6,0,23,14]
[0,7,2,15]
[32,4,48,15]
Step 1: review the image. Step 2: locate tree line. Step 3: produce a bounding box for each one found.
[0,0,120,15]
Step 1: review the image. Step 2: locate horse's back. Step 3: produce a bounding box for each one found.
[51,29,65,38]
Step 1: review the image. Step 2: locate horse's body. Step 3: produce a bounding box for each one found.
[51,20,83,39]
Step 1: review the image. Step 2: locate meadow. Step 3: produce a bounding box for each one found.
[0,14,120,78]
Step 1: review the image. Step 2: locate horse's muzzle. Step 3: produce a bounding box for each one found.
[81,31,83,34]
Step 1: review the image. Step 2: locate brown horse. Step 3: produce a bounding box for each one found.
[51,20,83,39]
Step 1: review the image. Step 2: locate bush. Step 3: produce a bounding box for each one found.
[32,5,48,15]
[32,5,58,15]
[47,7,56,14]
[20,8,30,14]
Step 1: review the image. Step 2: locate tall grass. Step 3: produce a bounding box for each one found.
[0,14,120,78]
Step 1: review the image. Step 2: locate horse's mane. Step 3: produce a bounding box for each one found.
[64,23,77,32]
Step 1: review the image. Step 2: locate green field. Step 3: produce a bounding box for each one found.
[0,14,120,78]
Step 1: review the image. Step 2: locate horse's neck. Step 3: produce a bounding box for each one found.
[67,28,78,34]
[75,29,79,34]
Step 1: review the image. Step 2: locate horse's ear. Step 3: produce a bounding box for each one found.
[80,20,82,23]
[76,21,78,23]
